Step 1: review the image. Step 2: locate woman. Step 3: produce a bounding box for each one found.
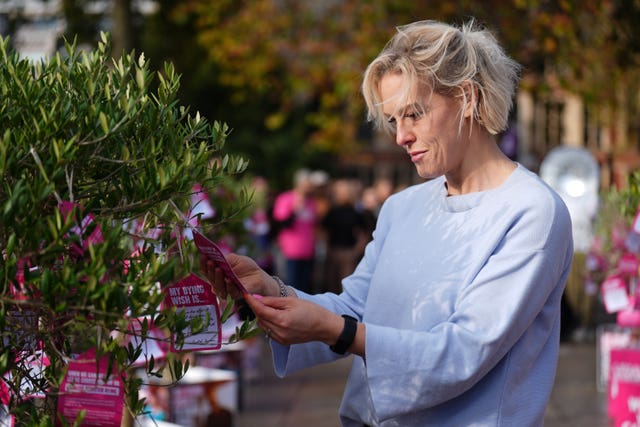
[203,19,573,426]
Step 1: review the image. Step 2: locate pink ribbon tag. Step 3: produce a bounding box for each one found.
[618,253,640,276]
[193,229,248,295]
[164,273,222,352]
[608,348,640,424]
[57,353,124,426]
[602,275,631,313]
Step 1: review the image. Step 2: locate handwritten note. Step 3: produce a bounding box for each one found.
[164,274,222,351]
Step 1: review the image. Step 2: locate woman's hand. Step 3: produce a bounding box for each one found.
[244,294,344,347]
[200,253,277,300]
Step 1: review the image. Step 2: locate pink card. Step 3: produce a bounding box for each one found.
[164,274,222,352]
[0,379,13,426]
[618,252,640,276]
[57,355,124,426]
[192,229,248,295]
[608,348,640,424]
[602,275,630,313]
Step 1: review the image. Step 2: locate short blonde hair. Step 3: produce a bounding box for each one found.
[362,19,521,135]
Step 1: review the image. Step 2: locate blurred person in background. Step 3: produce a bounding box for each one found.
[243,176,275,275]
[357,185,382,244]
[321,179,368,294]
[372,178,394,216]
[270,169,319,294]
[204,19,572,426]
[309,170,331,293]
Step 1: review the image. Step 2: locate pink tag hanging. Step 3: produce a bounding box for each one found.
[602,275,631,313]
[193,229,248,295]
[57,353,124,426]
[164,274,222,352]
[618,253,640,276]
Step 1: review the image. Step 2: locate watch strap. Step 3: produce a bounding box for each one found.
[330,315,358,355]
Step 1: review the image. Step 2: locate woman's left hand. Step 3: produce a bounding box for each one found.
[244,294,343,346]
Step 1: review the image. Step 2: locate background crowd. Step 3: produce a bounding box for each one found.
[240,170,400,296]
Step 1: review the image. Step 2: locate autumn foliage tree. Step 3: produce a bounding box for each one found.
[138,0,640,186]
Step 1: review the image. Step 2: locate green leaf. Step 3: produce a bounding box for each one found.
[5,232,15,256]
[99,111,109,134]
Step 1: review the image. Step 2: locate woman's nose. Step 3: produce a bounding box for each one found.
[395,121,415,147]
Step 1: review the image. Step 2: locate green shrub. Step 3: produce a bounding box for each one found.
[0,33,253,424]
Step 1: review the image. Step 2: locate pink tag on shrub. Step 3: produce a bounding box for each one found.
[193,229,248,295]
[164,274,222,352]
[608,348,640,424]
[57,354,124,426]
[586,253,606,272]
[618,253,640,276]
[1,379,14,426]
[602,275,630,313]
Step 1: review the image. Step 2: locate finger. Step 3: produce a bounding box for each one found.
[256,296,292,310]
[211,266,231,299]
[257,319,281,342]
[257,319,272,333]
[201,255,217,283]
[245,293,279,320]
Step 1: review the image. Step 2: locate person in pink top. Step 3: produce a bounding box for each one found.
[272,169,318,293]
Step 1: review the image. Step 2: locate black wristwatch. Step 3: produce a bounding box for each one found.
[330,315,358,354]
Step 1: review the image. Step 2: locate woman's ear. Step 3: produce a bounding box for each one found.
[461,80,478,119]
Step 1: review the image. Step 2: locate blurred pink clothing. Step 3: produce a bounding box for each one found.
[272,190,317,259]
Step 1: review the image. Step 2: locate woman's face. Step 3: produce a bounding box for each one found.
[379,73,469,180]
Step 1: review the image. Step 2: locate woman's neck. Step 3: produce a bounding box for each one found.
[445,136,516,196]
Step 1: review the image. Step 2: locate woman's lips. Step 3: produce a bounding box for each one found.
[409,150,427,163]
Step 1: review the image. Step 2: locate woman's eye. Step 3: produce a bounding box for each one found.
[404,111,422,120]
[386,117,397,129]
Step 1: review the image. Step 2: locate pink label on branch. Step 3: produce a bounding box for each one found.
[193,229,248,295]
[12,257,40,299]
[586,253,606,272]
[0,380,14,426]
[57,356,124,426]
[619,253,640,276]
[608,348,640,426]
[164,274,222,352]
[602,276,631,313]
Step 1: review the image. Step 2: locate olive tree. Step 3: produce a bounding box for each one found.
[0,33,255,424]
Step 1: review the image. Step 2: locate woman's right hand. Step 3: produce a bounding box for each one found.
[200,252,277,300]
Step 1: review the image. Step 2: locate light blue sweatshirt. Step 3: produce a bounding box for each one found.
[271,164,573,426]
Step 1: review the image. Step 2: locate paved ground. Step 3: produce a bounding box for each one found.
[235,339,612,427]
